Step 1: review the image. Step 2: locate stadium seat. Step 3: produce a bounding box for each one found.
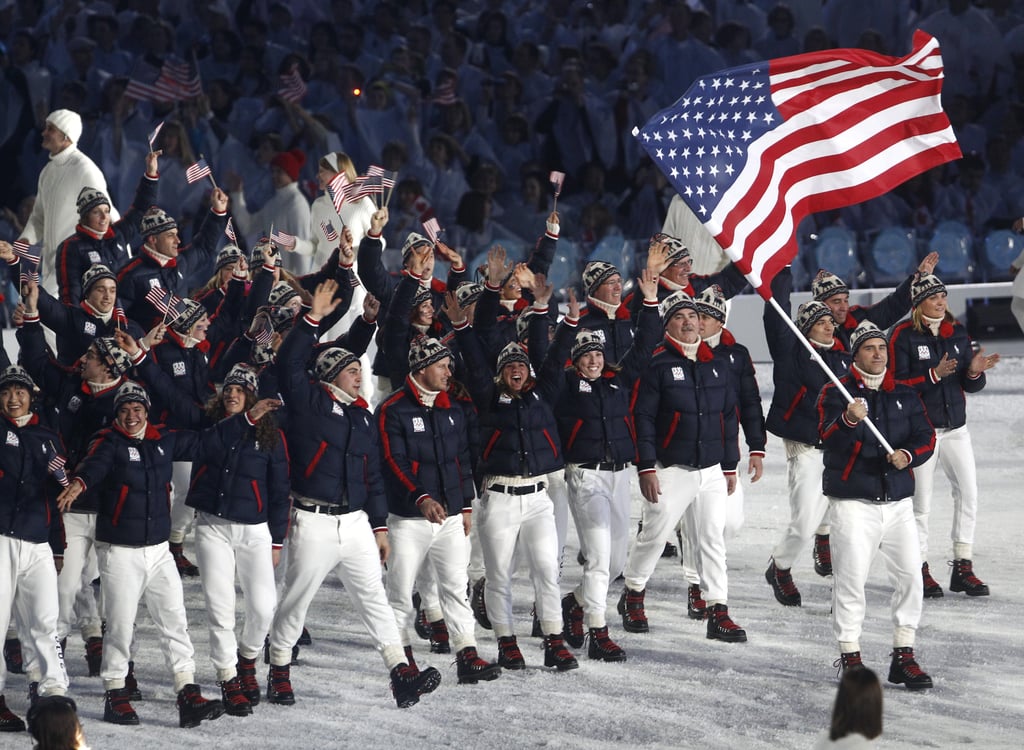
[814,226,865,287]
[548,242,578,300]
[587,235,628,271]
[980,229,1020,282]
[866,227,918,286]
[928,220,976,283]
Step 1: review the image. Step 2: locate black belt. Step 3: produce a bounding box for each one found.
[578,461,629,472]
[488,482,546,496]
[295,501,349,516]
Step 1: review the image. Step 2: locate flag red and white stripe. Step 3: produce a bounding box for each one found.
[147,121,164,150]
[270,229,296,250]
[320,221,339,243]
[422,217,442,245]
[185,158,212,184]
[326,171,351,214]
[549,171,565,197]
[634,30,961,298]
[277,65,308,103]
[225,217,236,243]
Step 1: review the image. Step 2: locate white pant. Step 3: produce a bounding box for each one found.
[771,442,830,569]
[566,465,633,628]
[477,481,561,638]
[829,499,923,652]
[96,541,196,692]
[0,537,68,696]
[467,495,486,584]
[268,509,404,670]
[386,514,475,651]
[624,464,730,604]
[912,426,979,561]
[548,470,569,570]
[680,479,745,586]
[194,513,278,678]
[1012,296,1024,335]
[169,461,196,542]
[56,511,103,642]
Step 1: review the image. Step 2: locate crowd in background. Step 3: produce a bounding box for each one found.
[3,0,1024,318]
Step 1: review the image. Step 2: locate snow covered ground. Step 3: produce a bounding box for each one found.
[6,354,1024,749]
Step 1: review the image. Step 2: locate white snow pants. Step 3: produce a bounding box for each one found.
[194,513,278,679]
[912,426,978,561]
[624,464,730,605]
[386,514,475,651]
[56,511,102,642]
[96,541,196,692]
[829,498,922,653]
[267,508,404,670]
[565,465,633,628]
[0,537,67,696]
[477,480,561,638]
[771,441,830,569]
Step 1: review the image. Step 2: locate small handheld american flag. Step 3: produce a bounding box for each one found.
[549,171,565,197]
[46,442,70,488]
[147,121,164,151]
[225,217,236,243]
[113,306,128,331]
[320,221,339,243]
[277,65,308,103]
[270,229,296,250]
[185,158,212,184]
[12,240,40,285]
[252,313,274,345]
[422,218,442,245]
[144,286,174,315]
[326,171,350,215]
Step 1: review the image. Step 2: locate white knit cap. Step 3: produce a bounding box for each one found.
[46,109,83,145]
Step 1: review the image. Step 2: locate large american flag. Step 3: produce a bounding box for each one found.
[634,31,961,298]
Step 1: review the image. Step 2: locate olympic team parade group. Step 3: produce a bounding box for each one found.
[0,113,1000,732]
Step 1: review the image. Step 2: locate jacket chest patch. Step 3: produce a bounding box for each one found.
[5,431,18,447]
[172,361,186,376]
[148,278,161,289]
[671,366,685,381]
[332,402,344,415]
[88,251,101,264]
[128,446,141,462]
[578,380,592,393]
[917,345,930,360]
[594,330,606,342]
[83,321,96,336]
[67,396,82,413]
[499,394,512,404]
[412,416,425,433]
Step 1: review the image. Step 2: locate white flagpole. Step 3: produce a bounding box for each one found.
[765,296,894,454]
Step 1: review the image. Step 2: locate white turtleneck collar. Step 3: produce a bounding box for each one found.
[410,375,440,407]
[50,144,78,163]
[703,331,723,349]
[853,364,884,390]
[144,245,176,267]
[84,301,112,324]
[667,333,700,360]
[128,422,148,440]
[324,381,356,404]
[922,313,942,336]
[809,336,834,350]
[587,295,619,319]
[87,378,120,394]
[12,414,33,427]
[659,276,684,292]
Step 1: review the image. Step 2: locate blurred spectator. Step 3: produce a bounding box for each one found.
[756,4,801,59]
[811,667,883,749]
